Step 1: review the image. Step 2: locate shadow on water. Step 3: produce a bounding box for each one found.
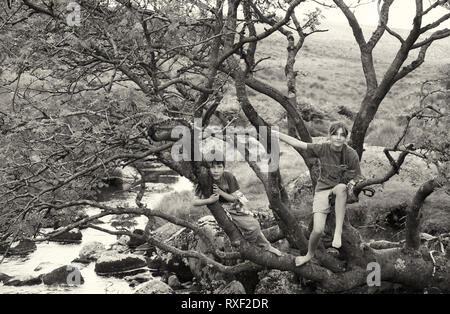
[96,166,179,202]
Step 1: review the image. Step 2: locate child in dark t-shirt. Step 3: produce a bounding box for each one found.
[193,160,282,256]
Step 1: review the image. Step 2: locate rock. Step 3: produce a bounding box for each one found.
[95,252,147,277]
[215,280,246,294]
[168,275,181,289]
[49,229,82,244]
[41,208,89,229]
[134,280,175,294]
[151,223,194,282]
[0,239,37,256]
[5,275,42,287]
[286,173,313,209]
[79,241,106,262]
[71,257,91,264]
[13,239,37,255]
[188,216,231,285]
[153,223,184,242]
[148,254,165,270]
[42,265,85,286]
[0,273,12,283]
[33,262,54,272]
[134,243,156,256]
[127,229,147,249]
[146,183,170,193]
[109,235,130,253]
[165,253,193,283]
[110,215,138,229]
[124,272,153,284]
[254,270,303,294]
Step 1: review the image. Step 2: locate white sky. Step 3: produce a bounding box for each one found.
[300,0,450,30]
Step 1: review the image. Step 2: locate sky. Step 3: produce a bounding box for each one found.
[300,0,450,30]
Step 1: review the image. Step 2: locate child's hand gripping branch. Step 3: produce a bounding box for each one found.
[193,193,220,206]
[212,184,237,203]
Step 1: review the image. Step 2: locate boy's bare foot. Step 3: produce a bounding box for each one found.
[331,238,341,249]
[295,254,312,267]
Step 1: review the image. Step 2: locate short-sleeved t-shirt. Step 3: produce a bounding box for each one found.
[195,171,240,204]
[307,143,362,191]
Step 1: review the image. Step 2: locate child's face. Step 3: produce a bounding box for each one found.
[329,127,347,149]
[210,163,224,181]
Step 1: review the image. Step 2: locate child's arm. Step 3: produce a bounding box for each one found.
[275,131,308,150]
[213,184,237,202]
[193,194,220,206]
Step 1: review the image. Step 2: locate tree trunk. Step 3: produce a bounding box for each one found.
[406,179,440,249]
[349,95,381,158]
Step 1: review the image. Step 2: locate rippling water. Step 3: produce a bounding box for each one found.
[0,175,193,294]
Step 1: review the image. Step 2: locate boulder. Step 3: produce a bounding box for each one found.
[215,280,246,294]
[5,275,42,287]
[188,216,232,285]
[109,235,130,253]
[134,280,175,294]
[165,253,194,283]
[95,252,147,277]
[153,223,185,242]
[148,254,165,270]
[127,229,147,249]
[134,243,156,257]
[42,265,85,286]
[124,272,153,285]
[150,223,194,282]
[110,215,138,229]
[0,273,12,283]
[254,270,303,294]
[167,275,181,290]
[41,208,89,229]
[0,239,37,256]
[49,229,82,244]
[79,241,106,262]
[33,262,55,272]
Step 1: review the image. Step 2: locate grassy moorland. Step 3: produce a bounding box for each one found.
[221,22,450,141]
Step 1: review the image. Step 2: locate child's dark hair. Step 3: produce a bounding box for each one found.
[206,160,226,168]
[328,121,349,137]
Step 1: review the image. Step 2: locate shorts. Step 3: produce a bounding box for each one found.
[312,185,346,214]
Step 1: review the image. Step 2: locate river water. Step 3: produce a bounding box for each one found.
[0,174,193,294]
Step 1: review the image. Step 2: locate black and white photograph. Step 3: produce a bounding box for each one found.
[0,0,449,300]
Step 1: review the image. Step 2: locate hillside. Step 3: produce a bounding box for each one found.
[220,22,450,140]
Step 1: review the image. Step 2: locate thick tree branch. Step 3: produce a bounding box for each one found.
[405,178,442,249]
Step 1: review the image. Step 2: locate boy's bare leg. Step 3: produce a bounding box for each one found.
[295,213,327,267]
[332,184,347,249]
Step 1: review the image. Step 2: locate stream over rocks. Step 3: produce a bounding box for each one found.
[0,166,194,294]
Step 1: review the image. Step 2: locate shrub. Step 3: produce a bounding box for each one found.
[153,190,209,226]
